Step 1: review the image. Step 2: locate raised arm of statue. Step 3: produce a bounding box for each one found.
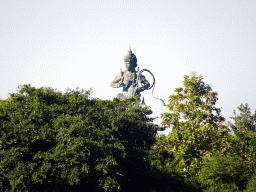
[110,72,123,88]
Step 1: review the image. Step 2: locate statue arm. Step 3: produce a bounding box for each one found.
[139,75,150,92]
[110,74,123,88]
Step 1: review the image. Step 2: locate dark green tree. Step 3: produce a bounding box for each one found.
[0,84,161,192]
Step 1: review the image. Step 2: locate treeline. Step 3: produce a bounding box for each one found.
[0,73,256,191]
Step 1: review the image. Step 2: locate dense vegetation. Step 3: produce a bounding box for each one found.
[1,73,256,191]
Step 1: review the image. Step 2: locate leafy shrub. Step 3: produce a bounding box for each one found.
[228,131,256,173]
[201,182,241,192]
[244,171,256,192]
[147,139,204,192]
[198,152,251,191]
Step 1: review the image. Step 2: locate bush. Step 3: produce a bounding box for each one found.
[229,131,256,173]
[147,140,204,192]
[244,171,256,192]
[198,152,251,191]
[201,182,241,192]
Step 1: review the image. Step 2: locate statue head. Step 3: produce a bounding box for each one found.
[124,47,137,71]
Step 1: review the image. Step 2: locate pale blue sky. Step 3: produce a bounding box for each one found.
[1,0,256,136]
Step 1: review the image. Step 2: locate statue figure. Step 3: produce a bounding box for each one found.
[110,47,166,112]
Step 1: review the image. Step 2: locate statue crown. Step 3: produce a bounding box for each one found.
[124,47,137,64]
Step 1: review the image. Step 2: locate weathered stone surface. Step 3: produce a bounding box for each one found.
[110,47,152,113]
[110,47,166,115]
[110,47,149,100]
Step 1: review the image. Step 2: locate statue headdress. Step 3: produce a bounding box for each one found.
[124,47,137,68]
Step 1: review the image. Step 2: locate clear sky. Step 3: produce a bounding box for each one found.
[1,0,256,136]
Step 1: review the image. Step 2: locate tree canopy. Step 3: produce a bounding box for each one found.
[154,72,231,178]
[2,73,256,191]
[228,103,256,134]
[226,103,256,176]
[0,84,161,192]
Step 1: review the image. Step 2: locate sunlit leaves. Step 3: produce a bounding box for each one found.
[157,73,231,177]
[228,103,256,134]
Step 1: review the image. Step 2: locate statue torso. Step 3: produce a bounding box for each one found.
[122,70,139,97]
[123,70,137,86]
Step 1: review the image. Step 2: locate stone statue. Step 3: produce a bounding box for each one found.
[110,47,166,112]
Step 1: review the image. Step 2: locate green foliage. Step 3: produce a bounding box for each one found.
[146,74,256,191]
[200,183,241,192]
[158,73,231,177]
[226,131,256,176]
[244,171,256,192]
[228,103,256,134]
[3,75,256,191]
[226,103,256,173]
[0,84,160,192]
[147,142,203,192]
[198,152,251,191]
